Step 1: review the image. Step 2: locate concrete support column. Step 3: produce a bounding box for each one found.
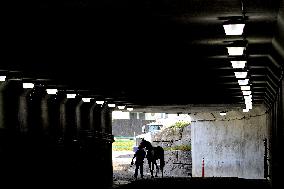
[40,93,67,180]
[41,94,63,143]
[0,81,9,165]
[100,104,114,187]
[90,103,103,132]
[101,104,113,134]
[0,80,23,176]
[59,96,81,177]
[18,86,49,175]
[60,97,81,144]
[77,100,94,141]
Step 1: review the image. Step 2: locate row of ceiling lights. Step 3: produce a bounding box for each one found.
[221,0,252,115]
[220,1,252,116]
[0,76,134,111]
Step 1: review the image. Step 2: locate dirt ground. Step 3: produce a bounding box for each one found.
[112,150,158,187]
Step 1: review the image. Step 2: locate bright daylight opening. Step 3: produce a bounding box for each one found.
[112,111,191,181]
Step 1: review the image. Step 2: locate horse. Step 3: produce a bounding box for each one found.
[140,139,165,178]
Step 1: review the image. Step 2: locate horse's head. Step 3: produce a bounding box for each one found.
[140,138,152,150]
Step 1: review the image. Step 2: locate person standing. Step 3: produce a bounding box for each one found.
[131,145,146,179]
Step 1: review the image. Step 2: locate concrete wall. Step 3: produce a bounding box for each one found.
[191,106,268,179]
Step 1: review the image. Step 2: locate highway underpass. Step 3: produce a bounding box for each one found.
[0,1,284,188]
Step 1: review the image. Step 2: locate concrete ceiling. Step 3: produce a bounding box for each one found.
[1,0,284,111]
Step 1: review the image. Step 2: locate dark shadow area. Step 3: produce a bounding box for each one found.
[116,177,271,189]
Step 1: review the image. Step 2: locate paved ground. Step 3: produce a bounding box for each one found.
[111,151,271,189]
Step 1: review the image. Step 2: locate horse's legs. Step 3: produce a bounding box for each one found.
[151,162,155,178]
[154,161,159,177]
[148,161,153,177]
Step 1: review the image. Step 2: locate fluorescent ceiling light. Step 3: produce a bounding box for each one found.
[82,98,91,102]
[118,105,125,110]
[223,24,245,35]
[245,100,252,105]
[46,89,58,94]
[234,71,247,78]
[231,61,246,69]
[227,47,245,56]
[108,103,116,108]
[0,76,6,81]
[246,103,252,110]
[244,95,252,100]
[220,112,226,116]
[242,90,251,95]
[67,94,76,99]
[23,83,34,89]
[238,79,249,85]
[241,85,251,91]
[127,107,134,111]
[96,100,104,105]
[244,97,252,102]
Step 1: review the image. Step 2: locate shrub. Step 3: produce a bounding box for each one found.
[169,121,190,129]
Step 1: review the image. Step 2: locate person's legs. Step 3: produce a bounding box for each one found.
[139,163,143,178]
[134,164,139,179]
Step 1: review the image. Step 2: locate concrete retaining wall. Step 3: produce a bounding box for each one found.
[191,106,268,179]
[152,125,192,177]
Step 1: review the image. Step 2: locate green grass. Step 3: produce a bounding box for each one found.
[112,138,135,151]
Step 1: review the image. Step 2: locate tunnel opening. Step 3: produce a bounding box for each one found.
[112,111,192,185]
[110,104,273,189]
